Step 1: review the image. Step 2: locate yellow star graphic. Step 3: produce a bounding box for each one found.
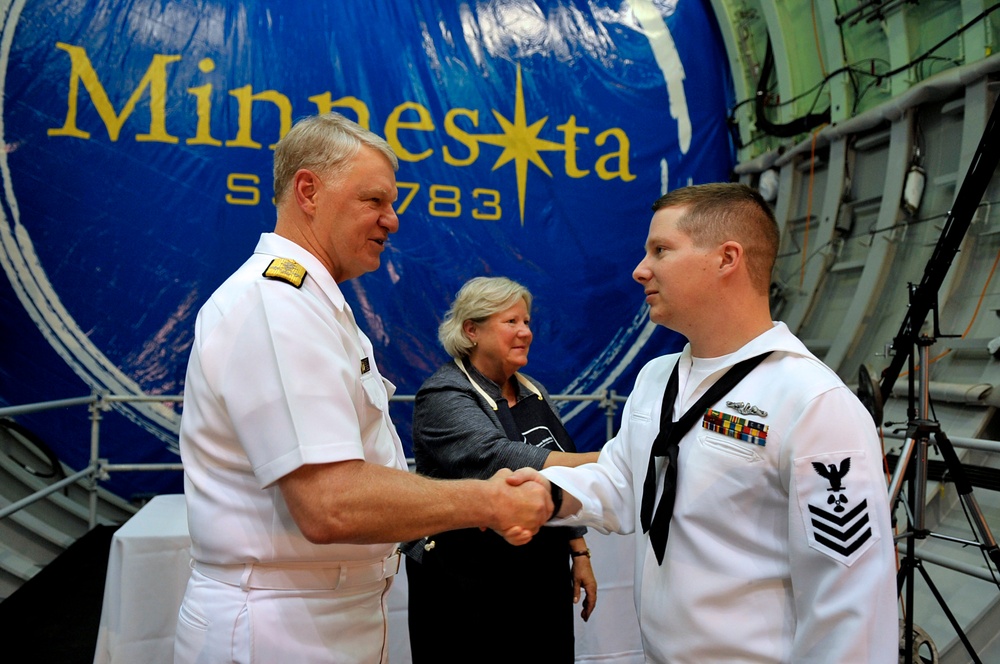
[477,64,565,225]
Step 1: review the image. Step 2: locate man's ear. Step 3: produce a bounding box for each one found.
[718,240,744,275]
[293,169,320,214]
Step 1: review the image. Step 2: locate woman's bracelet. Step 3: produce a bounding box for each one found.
[570,548,591,558]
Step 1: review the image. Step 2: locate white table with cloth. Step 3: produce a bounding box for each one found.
[94,493,643,663]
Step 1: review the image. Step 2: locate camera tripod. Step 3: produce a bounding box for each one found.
[858,93,1000,663]
[882,337,1000,664]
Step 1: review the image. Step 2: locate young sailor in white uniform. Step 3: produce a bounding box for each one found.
[510,182,898,663]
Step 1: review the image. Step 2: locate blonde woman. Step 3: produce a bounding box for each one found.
[402,276,598,663]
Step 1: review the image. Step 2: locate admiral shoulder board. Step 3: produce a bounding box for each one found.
[262,258,307,288]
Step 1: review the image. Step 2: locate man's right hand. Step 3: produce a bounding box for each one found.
[507,466,583,524]
[485,468,552,545]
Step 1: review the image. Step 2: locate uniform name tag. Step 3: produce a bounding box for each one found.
[702,409,768,446]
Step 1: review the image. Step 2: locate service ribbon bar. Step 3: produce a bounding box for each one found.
[702,409,768,447]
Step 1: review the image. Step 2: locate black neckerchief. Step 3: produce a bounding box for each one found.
[639,351,772,564]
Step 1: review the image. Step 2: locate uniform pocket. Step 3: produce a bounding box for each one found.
[177,598,211,630]
[698,431,761,462]
[360,371,388,410]
[630,409,651,423]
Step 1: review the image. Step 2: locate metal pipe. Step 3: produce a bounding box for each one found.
[0,465,96,520]
[103,463,183,472]
[89,399,104,529]
[917,547,1000,584]
[0,395,97,418]
[883,431,1000,454]
[101,394,183,404]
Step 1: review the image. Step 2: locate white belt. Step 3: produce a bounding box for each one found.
[193,552,401,591]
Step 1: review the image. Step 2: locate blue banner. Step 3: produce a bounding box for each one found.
[0,0,733,500]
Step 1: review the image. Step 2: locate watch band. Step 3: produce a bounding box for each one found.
[549,482,563,520]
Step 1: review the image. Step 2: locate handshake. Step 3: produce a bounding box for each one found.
[485,467,562,545]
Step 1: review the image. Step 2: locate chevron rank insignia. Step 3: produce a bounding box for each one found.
[795,450,879,565]
[263,258,306,288]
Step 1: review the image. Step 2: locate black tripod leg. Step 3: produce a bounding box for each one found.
[913,559,983,664]
[899,549,916,663]
[933,431,1000,566]
[898,447,922,664]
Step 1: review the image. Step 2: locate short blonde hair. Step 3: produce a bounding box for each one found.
[652,183,778,295]
[438,277,533,359]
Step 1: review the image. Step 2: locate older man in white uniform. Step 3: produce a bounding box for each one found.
[174,113,552,663]
[512,183,898,663]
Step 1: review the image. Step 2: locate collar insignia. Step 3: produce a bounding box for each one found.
[726,400,768,417]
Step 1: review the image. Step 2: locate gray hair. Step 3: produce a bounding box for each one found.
[272,112,399,205]
[439,277,533,359]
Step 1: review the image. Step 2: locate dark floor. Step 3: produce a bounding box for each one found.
[0,525,118,664]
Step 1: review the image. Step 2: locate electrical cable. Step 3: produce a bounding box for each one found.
[730,5,1000,141]
[754,36,831,139]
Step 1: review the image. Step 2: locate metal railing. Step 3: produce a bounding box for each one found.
[0,389,627,528]
[3,389,999,553]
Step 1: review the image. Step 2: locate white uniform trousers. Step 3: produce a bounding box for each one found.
[174,566,394,664]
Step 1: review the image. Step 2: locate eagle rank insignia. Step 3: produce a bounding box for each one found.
[263,258,307,288]
[796,451,879,565]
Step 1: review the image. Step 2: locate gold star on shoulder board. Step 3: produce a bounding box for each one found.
[262,258,307,288]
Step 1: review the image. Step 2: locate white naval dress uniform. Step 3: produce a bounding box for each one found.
[174,233,407,664]
[543,323,898,663]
